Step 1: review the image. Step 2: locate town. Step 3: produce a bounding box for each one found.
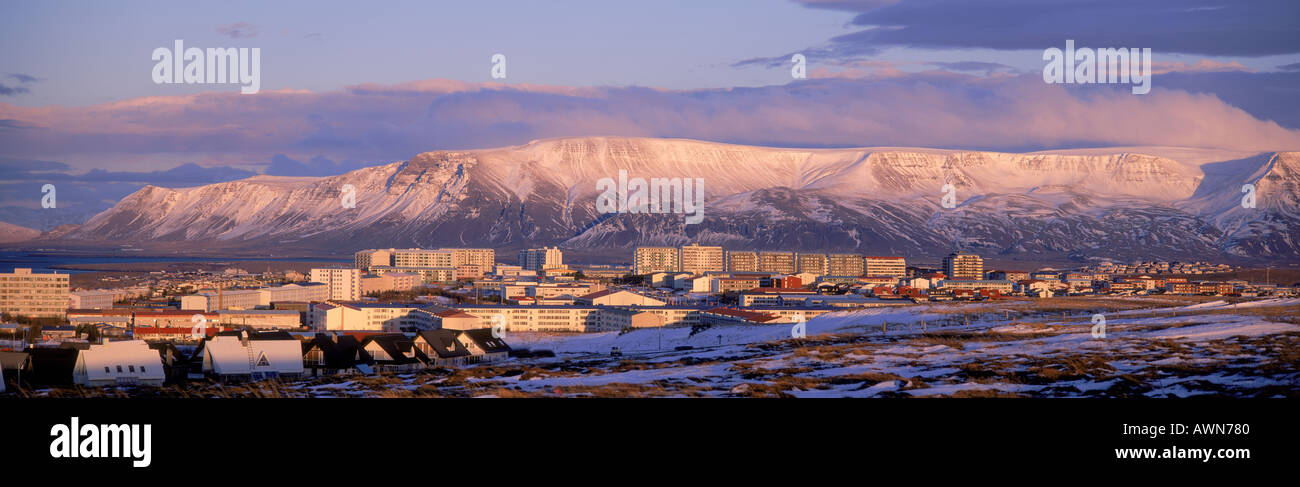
[0,244,1293,393]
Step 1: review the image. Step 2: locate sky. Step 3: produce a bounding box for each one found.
[2,0,1300,229]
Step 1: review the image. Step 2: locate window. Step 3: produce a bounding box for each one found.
[128,365,135,373]
[104,366,110,373]
[116,365,123,373]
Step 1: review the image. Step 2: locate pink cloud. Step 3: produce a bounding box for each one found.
[1152,59,1255,75]
[1,74,1298,173]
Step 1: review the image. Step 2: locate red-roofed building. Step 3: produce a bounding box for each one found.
[700,307,779,325]
[132,326,232,341]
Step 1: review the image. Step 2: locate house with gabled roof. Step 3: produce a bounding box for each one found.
[411,329,471,367]
[359,333,427,372]
[203,330,305,382]
[23,347,78,387]
[148,342,203,383]
[303,333,373,376]
[454,328,511,364]
[73,340,165,387]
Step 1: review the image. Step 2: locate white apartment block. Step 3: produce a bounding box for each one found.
[0,268,69,319]
[310,301,430,331]
[454,305,607,333]
[356,247,495,279]
[864,256,908,278]
[181,289,261,312]
[370,266,456,284]
[69,290,117,310]
[518,247,564,271]
[259,282,329,305]
[634,247,679,275]
[310,268,362,301]
[678,244,725,274]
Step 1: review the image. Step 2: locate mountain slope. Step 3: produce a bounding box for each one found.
[61,137,1300,262]
[0,221,41,243]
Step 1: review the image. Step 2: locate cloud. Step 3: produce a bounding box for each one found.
[2,73,1299,170]
[926,61,1019,75]
[264,154,371,177]
[1151,59,1254,75]
[216,22,259,39]
[0,84,29,96]
[8,73,39,84]
[786,0,1300,59]
[1278,62,1300,72]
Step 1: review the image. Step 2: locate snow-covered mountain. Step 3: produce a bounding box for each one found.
[60,137,1300,262]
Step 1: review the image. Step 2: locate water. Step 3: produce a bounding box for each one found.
[0,251,349,274]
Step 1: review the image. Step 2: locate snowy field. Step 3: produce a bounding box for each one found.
[14,296,1299,398]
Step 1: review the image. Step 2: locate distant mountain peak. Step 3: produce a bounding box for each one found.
[56,137,1300,262]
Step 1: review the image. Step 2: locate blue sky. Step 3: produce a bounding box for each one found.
[2,0,1300,229]
[2,0,852,105]
[4,0,1297,106]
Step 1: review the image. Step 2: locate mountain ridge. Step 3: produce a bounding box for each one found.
[50,136,1300,263]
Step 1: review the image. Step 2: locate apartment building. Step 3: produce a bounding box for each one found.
[354,249,395,270]
[942,252,983,280]
[727,251,759,272]
[864,256,907,278]
[0,268,69,319]
[260,282,330,305]
[936,279,1013,294]
[310,301,432,331]
[359,273,420,296]
[68,290,117,310]
[393,249,454,268]
[181,289,262,311]
[310,268,362,301]
[356,248,495,277]
[826,254,865,276]
[634,246,680,274]
[757,252,796,274]
[448,248,496,276]
[454,305,605,333]
[518,247,564,271]
[370,266,456,284]
[796,253,828,276]
[678,244,725,274]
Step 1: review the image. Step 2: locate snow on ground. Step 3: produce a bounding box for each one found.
[28,296,1289,398]
[474,297,1298,398]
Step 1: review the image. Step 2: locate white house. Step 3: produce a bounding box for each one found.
[203,331,305,381]
[73,340,166,387]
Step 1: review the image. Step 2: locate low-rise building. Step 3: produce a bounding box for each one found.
[72,340,166,387]
[202,331,305,381]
